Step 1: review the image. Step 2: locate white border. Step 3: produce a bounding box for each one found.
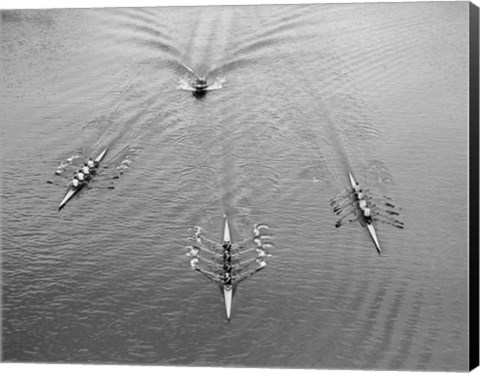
[0,0,478,9]
[1,1,478,373]
[0,364,444,373]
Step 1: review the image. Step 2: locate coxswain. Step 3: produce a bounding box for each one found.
[87,158,95,168]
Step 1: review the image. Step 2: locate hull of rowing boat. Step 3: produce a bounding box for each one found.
[223,216,231,243]
[223,216,233,320]
[367,223,381,255]
[58,184,83,210]
[223,286,233,321]
[58,148,108,211]
[348,172,357,189]
[348,171,382,255]
[95,148,108,163]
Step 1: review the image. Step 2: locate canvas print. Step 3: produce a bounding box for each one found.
[1,1,478,371]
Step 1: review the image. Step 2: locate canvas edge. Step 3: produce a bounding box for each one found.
[470,1,480,372]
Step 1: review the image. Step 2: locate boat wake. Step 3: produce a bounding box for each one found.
[112,147,141,177]
[47,152,88,187]
[53,153,82,177]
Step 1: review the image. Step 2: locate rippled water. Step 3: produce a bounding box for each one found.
[1,2,470,370]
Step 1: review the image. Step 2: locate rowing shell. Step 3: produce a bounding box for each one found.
[222,216,233,320]
[58,148,108,211]
[348,172,381,255]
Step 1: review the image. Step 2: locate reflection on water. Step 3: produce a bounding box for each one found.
[1,2,469,371]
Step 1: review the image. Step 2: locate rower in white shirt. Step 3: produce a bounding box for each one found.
[71,175,79,188]
[77,170,85,182]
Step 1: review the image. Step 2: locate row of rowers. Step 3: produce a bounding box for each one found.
[70,158,99,187]
[352,184,373,224]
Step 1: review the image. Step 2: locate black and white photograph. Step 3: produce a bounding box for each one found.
[1,0,478,372]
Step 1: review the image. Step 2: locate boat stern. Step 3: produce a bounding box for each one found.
[367,224,382,255]
[223,286,233,321]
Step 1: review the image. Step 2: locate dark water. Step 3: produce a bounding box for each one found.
[1,2,469,370]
